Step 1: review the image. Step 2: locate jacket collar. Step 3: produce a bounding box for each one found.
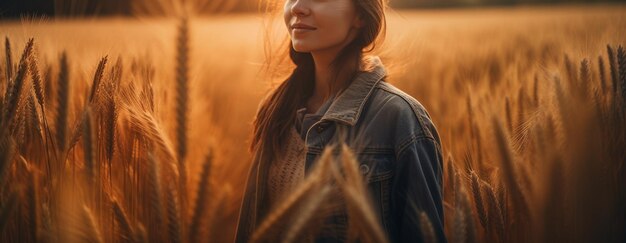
[322,55,387,126]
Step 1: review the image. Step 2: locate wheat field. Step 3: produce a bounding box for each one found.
[0,3,625,243]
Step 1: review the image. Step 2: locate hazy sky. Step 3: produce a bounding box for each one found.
[0,0,621,19]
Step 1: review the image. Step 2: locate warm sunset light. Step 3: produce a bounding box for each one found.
[1,0,625,242]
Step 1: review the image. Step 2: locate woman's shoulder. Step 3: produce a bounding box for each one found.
[367,81,439,141]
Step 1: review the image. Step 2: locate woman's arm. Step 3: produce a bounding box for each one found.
[392,135,447,243]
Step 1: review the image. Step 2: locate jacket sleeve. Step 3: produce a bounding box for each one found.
[392,135,447,243]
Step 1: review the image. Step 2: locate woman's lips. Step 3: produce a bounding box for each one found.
[291,23,316,29]
[293,27,316,34]
[291,23,317,35]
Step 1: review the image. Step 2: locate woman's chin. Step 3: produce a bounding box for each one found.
[292,42,315,53]
[292,46,312,53]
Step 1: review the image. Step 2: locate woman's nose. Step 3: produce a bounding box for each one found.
[291,0,311,17]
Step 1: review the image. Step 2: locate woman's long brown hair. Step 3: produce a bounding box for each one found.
[251,0,387,165]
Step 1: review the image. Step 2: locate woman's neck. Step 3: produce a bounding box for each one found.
[309,49,359,113]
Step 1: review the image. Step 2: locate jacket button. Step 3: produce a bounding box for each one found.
[359,164,370,174]
[316,124,325,133]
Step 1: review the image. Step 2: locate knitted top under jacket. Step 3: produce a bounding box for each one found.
[267,124,306,208]
[266,107,311,241]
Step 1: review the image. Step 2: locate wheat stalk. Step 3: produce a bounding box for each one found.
[111,198,136,242]
[480,180,504,242]
[55,51,70,151]
[456,173,477,243]
[466,93,484,165]
[251,146,334,242]
[469,170,487,228]
[446,153,457,202]
[282,184,331,243]
[579,58,591,98]
[88,56,108,104]
[453,182,467,243]
[82,107,96,187]
[4,37,13,87]
[105,93,117,161]
[617,45,626,106]
[337,143,389,243]
[504,97,513,133]
[189,148,213,243]
[43,64,53,108]
[533,74,539,106]
[27,90,40,135]
[598,55,607,95]
[553,75,570,131]
[516,88,526,132]
[175,17,190,224]
[3,38,34,130]
[147,153,164,242]
[104,62,119,162]
[418,210,437,243]
[607,45,618,97]
[28,47,44,108]
[166,182,182,243]
[128,108,177,170]
[22,156,41,242]
[491,116,530,220]
[26,94,42,141]
[175,16,189,163]
[67,56,109,152]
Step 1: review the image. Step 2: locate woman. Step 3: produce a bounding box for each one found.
[235,0,446,242]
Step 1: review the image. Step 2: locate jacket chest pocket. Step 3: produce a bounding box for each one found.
[357,152,395,183]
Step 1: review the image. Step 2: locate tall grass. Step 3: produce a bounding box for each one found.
[0,5,625,243]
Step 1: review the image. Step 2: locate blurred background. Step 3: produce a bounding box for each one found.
[1,0,625,18]
[1,0,625,243]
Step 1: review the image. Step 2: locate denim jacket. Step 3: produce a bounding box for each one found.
[235,56,446,243]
